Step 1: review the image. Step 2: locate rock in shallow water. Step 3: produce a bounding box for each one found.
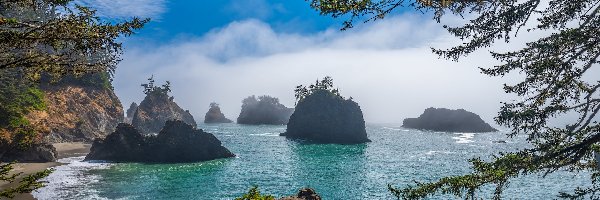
[282,90,370,144]
[402,107,498,133]
[279,188,321,200]
[85,120,235,163]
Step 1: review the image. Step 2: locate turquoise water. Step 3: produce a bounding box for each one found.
[35,124,590,199]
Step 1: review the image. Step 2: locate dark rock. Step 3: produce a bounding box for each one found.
[132,91,197,134]
[204,103,232,123]
[85,120,235,163]
[493,140,507,143]
[0,143,57,163]
[402,107,498,133]
[237,95,294,125]
[279,188,321,200]
[283,90,370,144]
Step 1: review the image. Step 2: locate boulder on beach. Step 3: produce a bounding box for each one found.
[204,103,233,123]
[237,95,294,125]
[402,107,498,133]
[282,77,370,144]
[85,120,235,163]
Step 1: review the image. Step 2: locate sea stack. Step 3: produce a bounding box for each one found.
[402,107,498,133]
[131,77,197,134]
[204,102,233,123]
[282,77,370,144]
[237,95,294,125]
[85,120,235,163]
[125,102,138,123]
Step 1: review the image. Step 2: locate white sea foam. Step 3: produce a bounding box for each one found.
[425,150,455,155]
[382,127,402,131]
[33,156,113,200]
[452,133,475,144]
[249,132,280,136]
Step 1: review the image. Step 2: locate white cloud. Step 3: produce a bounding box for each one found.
[72,0,167,19]
[114,13,545,126]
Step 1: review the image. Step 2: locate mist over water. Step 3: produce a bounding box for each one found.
[35,123,590,199]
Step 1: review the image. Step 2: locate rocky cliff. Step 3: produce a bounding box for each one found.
[204,103,232,123]
[282,90,370,144]
[237,95,294,125]
[402,107,498,133]
[85,120,235,163]
[132,91,197,134]
[26,75,124,143]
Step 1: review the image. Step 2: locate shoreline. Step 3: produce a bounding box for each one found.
[0,142,91,200]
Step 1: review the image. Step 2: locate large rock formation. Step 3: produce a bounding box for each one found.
[402,107,498,133]
[132,90,196,134]
[27,74,124,143]
[282,90,370,144]
[204,103,232,123]
[237,95,294,125]
[85,120,235,163]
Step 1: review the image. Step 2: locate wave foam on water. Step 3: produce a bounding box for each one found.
[33,156,113,200]
[249,132,281,136]
[452,133,475,144]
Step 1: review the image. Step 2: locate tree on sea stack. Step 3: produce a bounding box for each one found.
[282,76,370,144]
[309,0,600,199]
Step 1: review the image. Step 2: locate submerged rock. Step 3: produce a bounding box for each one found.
[402,107,498,133]
[282,90,370,144]
[204,103,233,123]
[85,120,235,163]
[132,90,196,134]
[279,188,321,200]
[237,95,294,125]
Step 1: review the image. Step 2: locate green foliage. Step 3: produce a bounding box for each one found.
[0,69,46,150]
[0,0,148,81]
[294,76,341,105]
[235,186,276,200]
[141,75,172,97]
[0,162,53,198]
[311,0,600,199]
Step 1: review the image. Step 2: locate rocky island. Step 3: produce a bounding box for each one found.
[237,95,294,125]
[85,120,235,163]
[204,102,233,123]
[281,77,370,144]
[131,76,197,134]
[402,107,498,133]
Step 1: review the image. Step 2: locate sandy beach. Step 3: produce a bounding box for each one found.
[0,143,91,200]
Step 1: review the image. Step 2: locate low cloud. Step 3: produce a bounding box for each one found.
[114,13,539,126]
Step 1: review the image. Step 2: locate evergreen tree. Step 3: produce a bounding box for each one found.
[309,0,600,199]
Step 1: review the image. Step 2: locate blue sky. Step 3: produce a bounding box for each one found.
[135,0,342,42]
[75,0,517,125]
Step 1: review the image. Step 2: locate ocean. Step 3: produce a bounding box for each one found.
[33,123,590,199]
